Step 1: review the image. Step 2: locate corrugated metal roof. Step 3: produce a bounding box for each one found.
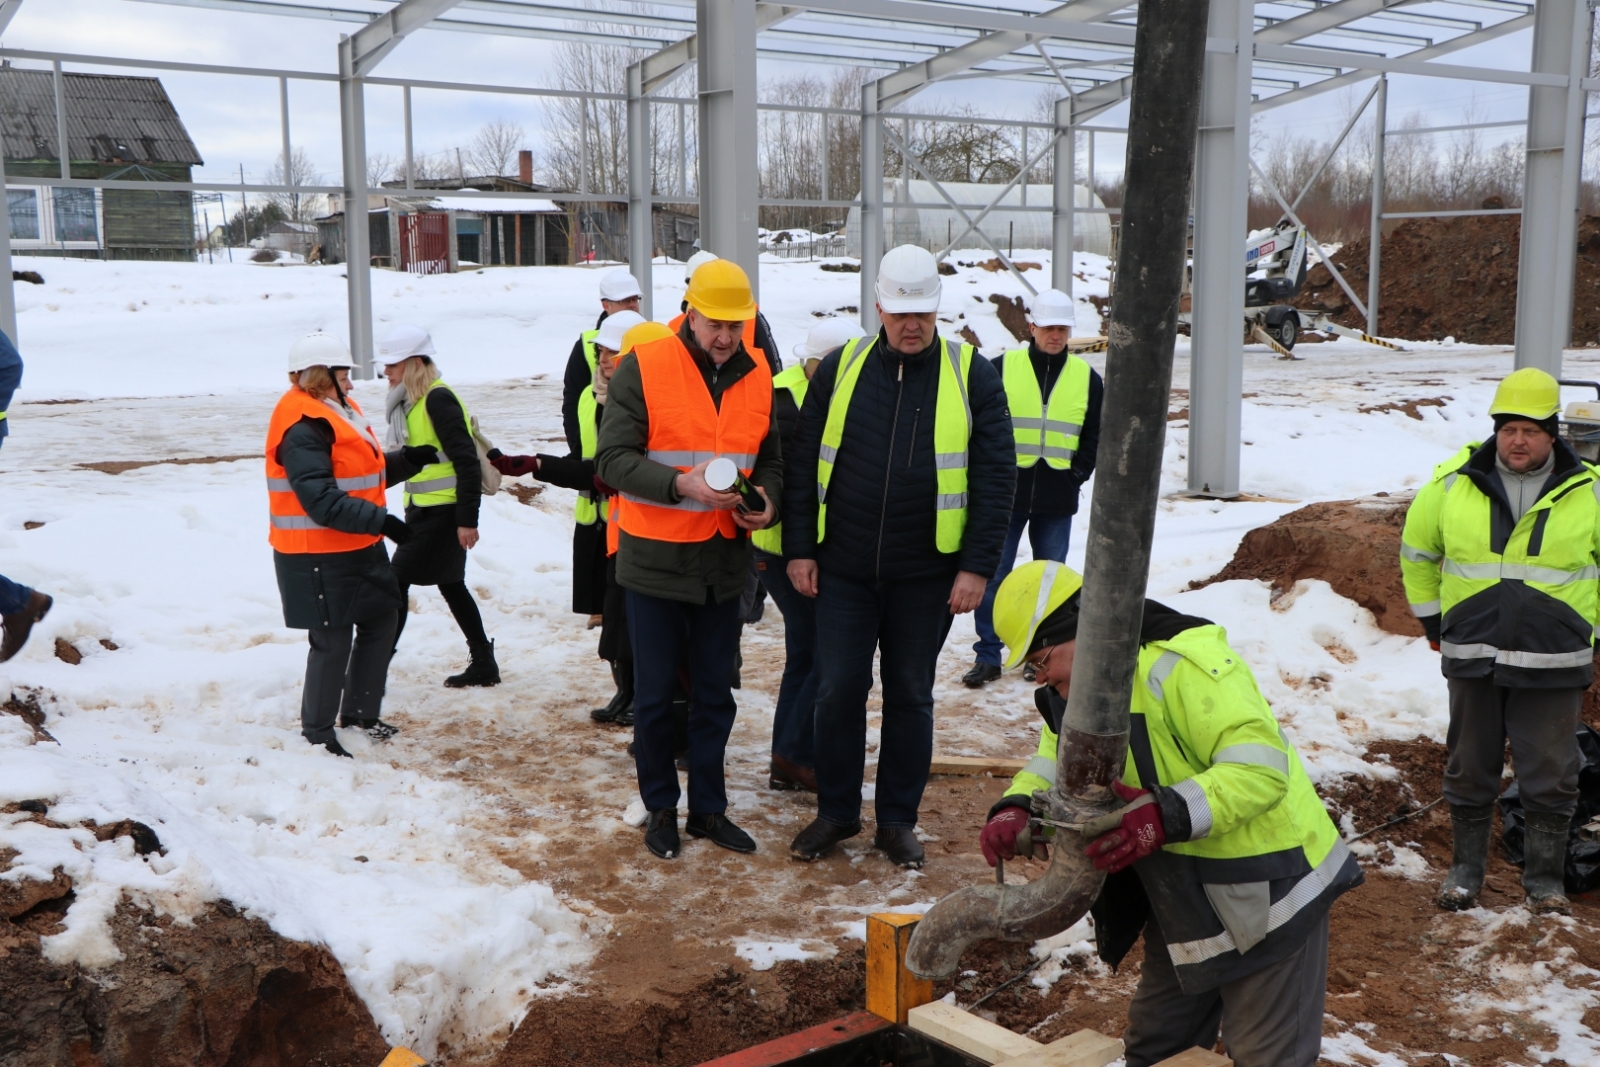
[0,68,203,167]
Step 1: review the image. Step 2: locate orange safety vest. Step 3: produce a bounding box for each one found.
[617,334,772,544]
[669,310,761,358]
[607,496,623,556]
[265,388,387,554]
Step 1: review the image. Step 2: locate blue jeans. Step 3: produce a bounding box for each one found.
[813,572,955,828]
[754,549,817,770]
[627,588,742,815]
[0,572,33,616]
[972,511,1075,666]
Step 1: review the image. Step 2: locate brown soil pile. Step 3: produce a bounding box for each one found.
[1,811,387,1066]
[1192,495,1422,637]
[1292,212,1600,345]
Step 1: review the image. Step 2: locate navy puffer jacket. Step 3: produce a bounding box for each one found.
[784,330,1015,583]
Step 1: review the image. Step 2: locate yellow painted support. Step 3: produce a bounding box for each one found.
[865,913,934,1024]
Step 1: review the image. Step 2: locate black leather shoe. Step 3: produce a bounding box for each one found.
[962,661,1002,688]
[874,826,925,869]
[316,736,354,759]
[645,809,680,859]
[686,812,756,853]
[790,817,861,861]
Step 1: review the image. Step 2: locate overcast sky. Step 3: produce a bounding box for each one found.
[3,0,1546,196]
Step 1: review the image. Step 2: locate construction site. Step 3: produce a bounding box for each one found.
[6,2,1600,1066]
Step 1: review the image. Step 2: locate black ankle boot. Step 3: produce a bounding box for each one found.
[591,662,634,724]
[445,639,500,688]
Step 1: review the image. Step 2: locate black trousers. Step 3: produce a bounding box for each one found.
[1445,677,1583,815]
[301,612,399,744]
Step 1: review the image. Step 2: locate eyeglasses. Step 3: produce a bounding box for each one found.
[1026,644,1054,670]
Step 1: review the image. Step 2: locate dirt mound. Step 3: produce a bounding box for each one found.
[1192,495,1421,637]
[1,831,387,1066]
[1292,211,1600,346]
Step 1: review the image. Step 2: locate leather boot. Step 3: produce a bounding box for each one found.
[445,639,500,688]
[591,662,634,724]
[1437,803,1492,911]
[0,591,52,663]
[1522,810,1572,915]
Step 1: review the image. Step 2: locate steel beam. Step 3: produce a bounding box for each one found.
[627,63,653,319]
[696,0,760,299]
[1367,75,1385,337]
[1052,96,1073,295]
[348,0,466,77]
[0,0,24,35]
[1514,0,1592,374]
[860,81,883,334]
[338,35,375,378]
[641,3,799,93]
[1187,0,1251,500]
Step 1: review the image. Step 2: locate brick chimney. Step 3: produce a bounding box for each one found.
[518,150,533,185]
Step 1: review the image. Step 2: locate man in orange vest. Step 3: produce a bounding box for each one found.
[596,260,783,860]
[671,251,784,376]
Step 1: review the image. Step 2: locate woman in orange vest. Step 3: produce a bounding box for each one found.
[267,333,429,757]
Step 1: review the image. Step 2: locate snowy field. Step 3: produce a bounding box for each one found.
[2,250,1598,1061]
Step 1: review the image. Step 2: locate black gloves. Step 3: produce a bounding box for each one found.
[403,445,440,466]
[486,448,503,461]
[382,515,411,545]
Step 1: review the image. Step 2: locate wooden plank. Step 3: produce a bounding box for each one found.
[995,1028,1123,1067]
[929,755,1029,777]
[1151,1049,1231,1067]
[865,913,934,1024]
[907,1001,1041,1064]
[695,1011,891,1067]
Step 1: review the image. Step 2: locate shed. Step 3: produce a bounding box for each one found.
[0,66,203,261]
[426,193,565,266]
[258,219,317,257]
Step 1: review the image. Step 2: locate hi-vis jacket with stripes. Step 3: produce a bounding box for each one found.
[998,622,1361,993]
[1401,437,1600,689]
[266,387,386,555]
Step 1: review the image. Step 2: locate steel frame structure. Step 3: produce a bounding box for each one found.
[1,0,1585,500]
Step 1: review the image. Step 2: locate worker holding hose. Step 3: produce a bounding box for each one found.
[1401,367,1598,916]
[979,561,1362,1067]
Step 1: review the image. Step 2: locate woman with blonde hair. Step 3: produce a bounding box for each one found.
[379,324,498,687]
[266,332,430,755]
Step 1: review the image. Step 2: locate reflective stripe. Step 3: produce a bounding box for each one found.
[1440,641,1497,660]
[1212,743,1290,776]
[816,480,828,504]
[1171,777,1213,840]
[1043,419,1082,435]
[936,492,968,510]
[934,451,968,470]
[1146,649,1183,701]
[406,475,457,493]
[946,341,972,427]
[1440,641,1594,669]
[1024,561,1062,651]
[1023,755,1058,784]
[336,473,382,490]
[1409,600,1441,617]
[1594,480,1600,504]
[270,514,326,531]
[1443,472,1459,491]
[819,444,838,463]
[267,477,292,492]
[1039,445,1076,461]
[1012,416,1045,430]
[1442,558,1599,585]
[1400,541,1442,564]
[1168,838,1353,967]
[621,490,715,513]
[647,449,757,469]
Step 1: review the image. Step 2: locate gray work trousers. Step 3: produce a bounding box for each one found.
[1122,910,1329,1067]
[301,613,399,744]
[1444,678,1583,816]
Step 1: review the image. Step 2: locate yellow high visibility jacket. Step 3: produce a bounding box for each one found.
[574,328,603,525]
[1401,438,1600,688]
[403,380,473,508]
[751,364,809,555]
[1001,347,1091,470]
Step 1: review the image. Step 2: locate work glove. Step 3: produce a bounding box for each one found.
[381,515,411,545]
[1429,640,1440,653]
[1082,780,1165,873]
[489,452,538,477]
[403,445,441,467]
[979,806,1032,867]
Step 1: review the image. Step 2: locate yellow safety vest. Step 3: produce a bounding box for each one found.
[1001,347,1090,470]
[403,379,473,507]
[574,328,604,525]
[751,364,810,555]
[816,335,974,554]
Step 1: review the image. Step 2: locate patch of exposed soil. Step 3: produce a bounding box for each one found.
[505,483,546,506]
[3,689,55,743]
[957,259,1042,273]
[1192,495,1422,637]
[989,294,1030,342]
[78,455,256,475]
[1357,397,1451,420]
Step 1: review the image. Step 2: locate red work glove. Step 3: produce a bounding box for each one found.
[980,807,1031,867]
[593,474,616,496]
[1083,781,1166,873]
[490,453,538,477]
[1429,640,1440,653]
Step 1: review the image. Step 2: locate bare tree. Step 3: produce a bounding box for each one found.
[267,146,324,222]
[467,119,526,178]
[366,152,397,190]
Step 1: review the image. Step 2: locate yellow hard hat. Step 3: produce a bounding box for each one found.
[685,259,757,321]
[994,560,1084,670]
[621,321,674,355]
[1489,367,1560,421]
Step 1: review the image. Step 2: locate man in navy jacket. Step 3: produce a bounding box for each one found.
[0,328,53,661]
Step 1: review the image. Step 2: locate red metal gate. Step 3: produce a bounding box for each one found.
[399,212,450,275]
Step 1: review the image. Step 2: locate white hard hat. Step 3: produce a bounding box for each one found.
[875,245,942,314]
[595,310,646,353]
[794,316,866,361]
[376,323,437,366]
[684,249,719,283]
[1028,288,1077,328]
[599,268,642,302]
[287,331,351,372]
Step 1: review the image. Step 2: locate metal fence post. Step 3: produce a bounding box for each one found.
[627,62,654,319]
[338,35,375,378]
[860,82,883,334]
[1367,75,1385,338]
[1052,96,1074,296]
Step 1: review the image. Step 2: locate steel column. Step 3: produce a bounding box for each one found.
[1513,0,1593,374]
[338,35,375,377]
[403,84,415,190]
[1052,96,1074,295]
[279,76,293,187]
[1186,0,1252,499]
[627,63,654,319]
[696,0,760,296]
[0,148,17,345]
[859,82,883,333]
[1367,75,1385,337]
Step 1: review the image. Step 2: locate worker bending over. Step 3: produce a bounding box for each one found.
[965,287,1103,688]
[980,562,1361,1067]
[1402,367,1599,914]
[596,260,782,860]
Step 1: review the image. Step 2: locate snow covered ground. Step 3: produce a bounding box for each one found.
[2,250,1598,1060]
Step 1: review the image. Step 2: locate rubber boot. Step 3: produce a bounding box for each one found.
[1437,803,1492,911]
[591,662,634,725]
[445,639,500,688]
[1522,810,1572,915]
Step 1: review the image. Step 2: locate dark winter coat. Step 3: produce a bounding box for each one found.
[783,329,1015,583]
[993,343,1104,517]
[0,329,20,447]
[272,414,422,630]
[538,396,609,616]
